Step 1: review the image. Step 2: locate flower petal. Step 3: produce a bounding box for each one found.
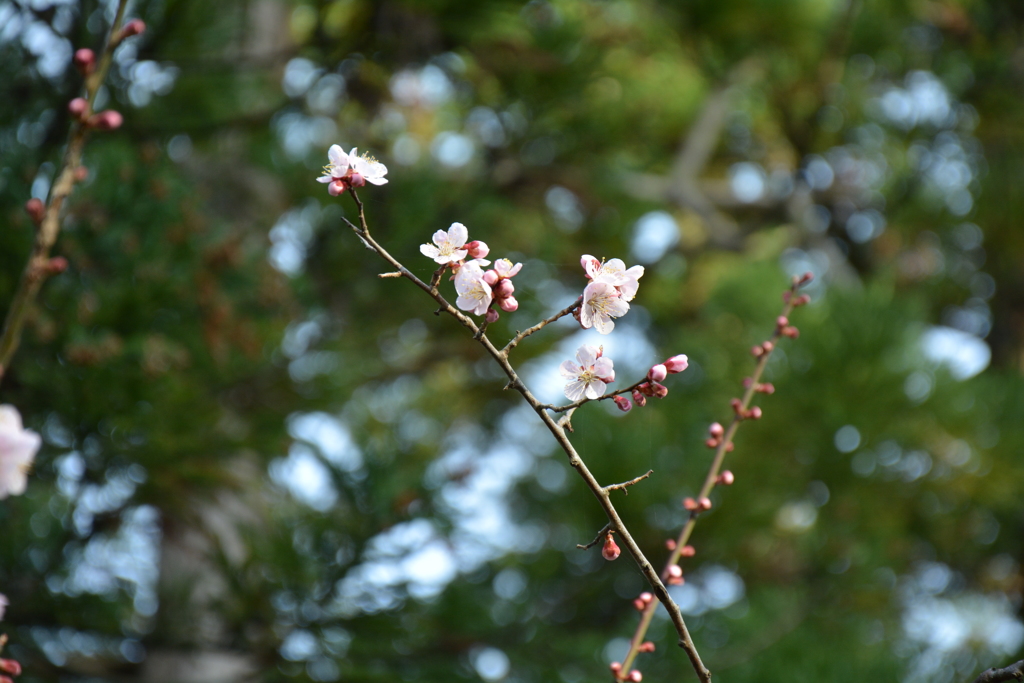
[447,222,469,247]
[576,344,598,367]
[559,360,581,379]
[564,380,588,402]
[584,379,606,400]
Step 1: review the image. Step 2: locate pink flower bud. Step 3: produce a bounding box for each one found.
[668,565,683,579]
[664,354,688,373]
[709,422,724,438]
[465,240,489,259]
[493,279,514,299]
[68,97,89,119]
[730,398,743,415]
[668,575,683,585]
[665,539,676,550]
[647,364,667,383]
[73,165,89,182]
[636,382,653,397]
[751,345,764,357]
[638,641,656,653]
[680,545,696,557]
[25,198,45,224]
[795,294,811,306]
[485,308,500,323]
[498,295,518,312]
[705,437,719,449]
[613,395,632,413]
[610,662,623,674]
[89,110,123,130]
[747,406,762,420]
[483,269,499,286]
[762,340,774,353]
[347,171,366,188]
[776,316,789,329]
[602,534,620,561]
[800,271,814,284]
[0,659,22,676]
[698,497,712,511]
[73,48,95,74]
[328,179,347,196]
[718,470,735,486]
[757,382,775,394]
[683,497,699,511]
[121,19,146,38]
[782,325,800,338]
[628,670,642,682]
[631,390,646,407]
[633,598,646,611]
[46,256,68,274]
[639,592,653,604]
[649,382,668,399]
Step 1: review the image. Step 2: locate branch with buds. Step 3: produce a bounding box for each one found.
[0,0,143,386]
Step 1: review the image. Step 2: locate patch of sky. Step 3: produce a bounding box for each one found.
[921,326,990,379]
[631,211,680,264]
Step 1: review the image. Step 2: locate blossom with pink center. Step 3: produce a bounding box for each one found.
[0,405,41,500]
[317,145,388,195]
[580,281,629,334]
[493,258,522,279]
[581,254,644,301]
[560,344,615,401]
[454,262,493,316]
[421,223,470,265]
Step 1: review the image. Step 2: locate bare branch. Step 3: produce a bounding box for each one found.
[502,297,582,356]
[973,660,1024,683]
[577,524,613,550]
[603,470,654,496]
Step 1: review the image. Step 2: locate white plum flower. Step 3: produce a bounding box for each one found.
[421,222,470,265]
[455,261,493,316]
[0,404,41,500]
[493,259,522,279]
[317,145,388,195]
[580,281,629,334]
[560,344,615,401]
[582,254,645,301]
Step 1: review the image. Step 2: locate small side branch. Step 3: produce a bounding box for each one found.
[502,297,581,356]
[542,380,645,413]
[577,524,613,550]
[603,470,653,496]
[973,660,1024,683]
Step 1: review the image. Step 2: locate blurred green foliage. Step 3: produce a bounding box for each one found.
[1,0,1023,682]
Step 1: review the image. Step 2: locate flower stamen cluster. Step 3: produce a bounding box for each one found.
[317,144,388,195]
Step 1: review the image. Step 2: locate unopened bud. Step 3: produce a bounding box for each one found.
[498,295,518,313]
[647,364,667,383]
[709,422,724,438]
[25,198,45,224]
[718,470,735,486]
[762,340,774,353]
[483,269,499,286]
[794,294,811,306]
[705,437,719,449]
[68,97,89,119]
[776,316,789,328]
[347,171,366,188]
[800,271,814,284]
[493,279,514,299]
[117,19,146,42]
[639,592,653,604]
[485,308,500,323]
[0,659,21,676]
[465,240,489,260]
[633,598,646,611]
[613,395,632,413]
[680,545,696,557]
[649,382,668,399]
[46,256,68,274]
[782,325,800,338]
[73,48,95,74]
[631,390,646,407]
[638,642,656,653]
[73,165,89,182]
[730,398,743,415]
[628,670,642,682]
[610,662,623,674]
[637,382,653,397]
[698,497,712,511]
[602,533,620,561]
[328,179,347,196]
[683,497,699,511]
[664,354,688,373]
[665,539,676,550]
[667,575,684,585]
[89,110,123,130]
[751,345,764,357]
[747,406,762,420]
[668,565,683,579]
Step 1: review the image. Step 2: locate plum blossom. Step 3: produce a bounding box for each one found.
[560,344,615,401]
[493,258,522,280]
[421,222,470,265]
[580,281,629,334]
[455,262,493,316]
[582,254,644,301]
[317,144,388,195]
[0,405,41,500]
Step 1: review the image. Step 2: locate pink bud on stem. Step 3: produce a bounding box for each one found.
[709,422,724,438]
[602,533,620,561]
[116,19,146,43]
[68,97,89,120]
[25,198,45,225]
[46,257,68,275]
[698,496,712,511]
[610,662,623,675]
[328,179,347,196]
[717,470,735,486]
[682,497,699,511]
[73,48,95,75]
[498,296,519,312]
[638,642,656,653]
[631,390,646,407]
[613,395,632,413]
[664,354,688,373]
[465,240,489,259]
[680,544,696,557]
[647,364,667,383]
[88,110,123,130]
[665,539,676,550]
[485,308,500,323]
[628,670,643,682]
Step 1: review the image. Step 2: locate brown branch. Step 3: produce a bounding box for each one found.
[973,660,1024,683]
[343,189,710,682]
[603,470,653,496]
[501,297,582,357]
[577,524,613,550]
[0,0,131,387]
[616,276,809,679]
[542,378,646,413]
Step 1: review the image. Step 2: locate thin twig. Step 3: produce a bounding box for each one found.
[501,297,582,357]
[617,277,808,679]
[603,470,653,496]
[577,523,613,550]
[343,190,710,682]
[542,379,646,413]
[0,0,131,387]
[972,660,1024,683]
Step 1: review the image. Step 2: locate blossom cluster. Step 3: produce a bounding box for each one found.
[577,255,644,334]
[0,405,40,500]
